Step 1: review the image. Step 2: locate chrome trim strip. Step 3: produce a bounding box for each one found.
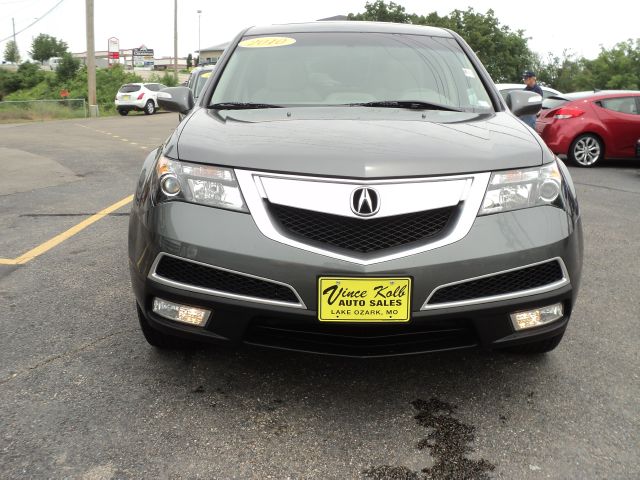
[421,257,570,310]
[148,253,307,309]
[235,169,492,266]
[259,175,471,219]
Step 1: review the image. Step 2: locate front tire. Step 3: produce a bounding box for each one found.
[569,134,603,167]
[144,100,156,115]
[137,303,191,349]
[500,331,565,354]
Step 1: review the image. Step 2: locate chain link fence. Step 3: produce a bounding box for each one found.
[0,99,88,122]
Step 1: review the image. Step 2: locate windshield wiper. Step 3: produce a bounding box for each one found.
[348,100,462,112]
[208,102,284,110]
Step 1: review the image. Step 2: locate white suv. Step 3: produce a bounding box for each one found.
[496,83,561,101]
[115,83,167,116]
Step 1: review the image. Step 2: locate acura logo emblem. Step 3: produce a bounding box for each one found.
[351,187,380,217]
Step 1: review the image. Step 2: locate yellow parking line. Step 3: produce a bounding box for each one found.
[0,195,134,266]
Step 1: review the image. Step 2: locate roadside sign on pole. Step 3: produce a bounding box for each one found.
[108,37,120,65]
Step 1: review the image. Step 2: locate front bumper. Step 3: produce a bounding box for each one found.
[129,200,583,357]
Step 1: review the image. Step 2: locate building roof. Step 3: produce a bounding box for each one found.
[198,41,231,53]
[317,15,349,21]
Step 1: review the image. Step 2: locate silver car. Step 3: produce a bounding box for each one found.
[129,22,583,357]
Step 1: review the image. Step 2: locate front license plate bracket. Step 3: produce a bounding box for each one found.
[318,277,412,323]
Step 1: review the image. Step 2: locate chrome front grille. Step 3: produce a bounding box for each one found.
[235,169,492,265]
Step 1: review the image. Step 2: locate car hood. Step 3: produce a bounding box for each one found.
[174,107,544,178]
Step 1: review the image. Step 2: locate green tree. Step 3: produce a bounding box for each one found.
[4,40,21,64]
[348,3,532,82]
[448,9,530,82]
[186,53,193,69]
[195,55,199,67]
[531,51,586,92]
[56,53,81,83]
[583,40,640,90]
[16,61,46,89]
[348,0,409,23]
[532,40,640,92]
[29,34,68,63]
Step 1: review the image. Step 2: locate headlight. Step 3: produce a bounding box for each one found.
[154,156,247,212]
[479,161,563,215]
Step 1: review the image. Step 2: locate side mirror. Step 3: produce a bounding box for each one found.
[506,90,542,117]
[157,87,194,114]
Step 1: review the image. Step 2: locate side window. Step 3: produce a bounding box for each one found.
[541,89,557,99]
[598,97,638,115]
[145,84,159,92]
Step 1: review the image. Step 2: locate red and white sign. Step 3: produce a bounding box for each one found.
[108,37,120,64]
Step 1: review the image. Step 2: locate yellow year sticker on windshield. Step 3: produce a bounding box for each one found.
[238,37,296,48]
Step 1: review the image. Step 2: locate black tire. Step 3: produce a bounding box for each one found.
[118,109,129,116]
[136,303,192,349]
[500,331,565,354]
[144,100,156,115]
[569,133,604,167]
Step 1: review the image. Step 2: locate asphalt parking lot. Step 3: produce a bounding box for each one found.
[1,113,639,479]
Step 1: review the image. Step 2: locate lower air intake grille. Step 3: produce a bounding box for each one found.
[428,260,565,305]
[268,203,455,253]
[245,318,477,357]
[154,255,300,304]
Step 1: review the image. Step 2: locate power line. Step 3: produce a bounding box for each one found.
[0,0,33,5]
[0,0,64,44]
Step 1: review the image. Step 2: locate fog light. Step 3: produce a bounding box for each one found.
[152,298,210,326]
[510,303,563,331]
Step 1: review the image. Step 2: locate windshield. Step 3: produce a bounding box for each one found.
[210,32,493,112]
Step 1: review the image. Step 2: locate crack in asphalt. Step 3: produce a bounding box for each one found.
[0,329,136,385]
[364,398,495,480]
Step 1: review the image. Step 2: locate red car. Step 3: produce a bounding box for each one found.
[536,91,640,167]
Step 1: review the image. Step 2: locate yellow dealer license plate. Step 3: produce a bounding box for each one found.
[318,277,411,322]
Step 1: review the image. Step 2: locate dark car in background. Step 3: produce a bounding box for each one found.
[188,66,216,100]
[129,21,583,358]
[536,91,640,167]
[178,66,215,121]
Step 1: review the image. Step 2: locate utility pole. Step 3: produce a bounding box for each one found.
[174,0,178,81]
[12,17,16,44]
[86,0,97,116]
[197,10,202,65]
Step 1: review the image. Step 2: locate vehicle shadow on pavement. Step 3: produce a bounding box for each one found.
[594,159,640,169]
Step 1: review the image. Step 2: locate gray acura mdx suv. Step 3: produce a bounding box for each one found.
[129,22,583,357]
